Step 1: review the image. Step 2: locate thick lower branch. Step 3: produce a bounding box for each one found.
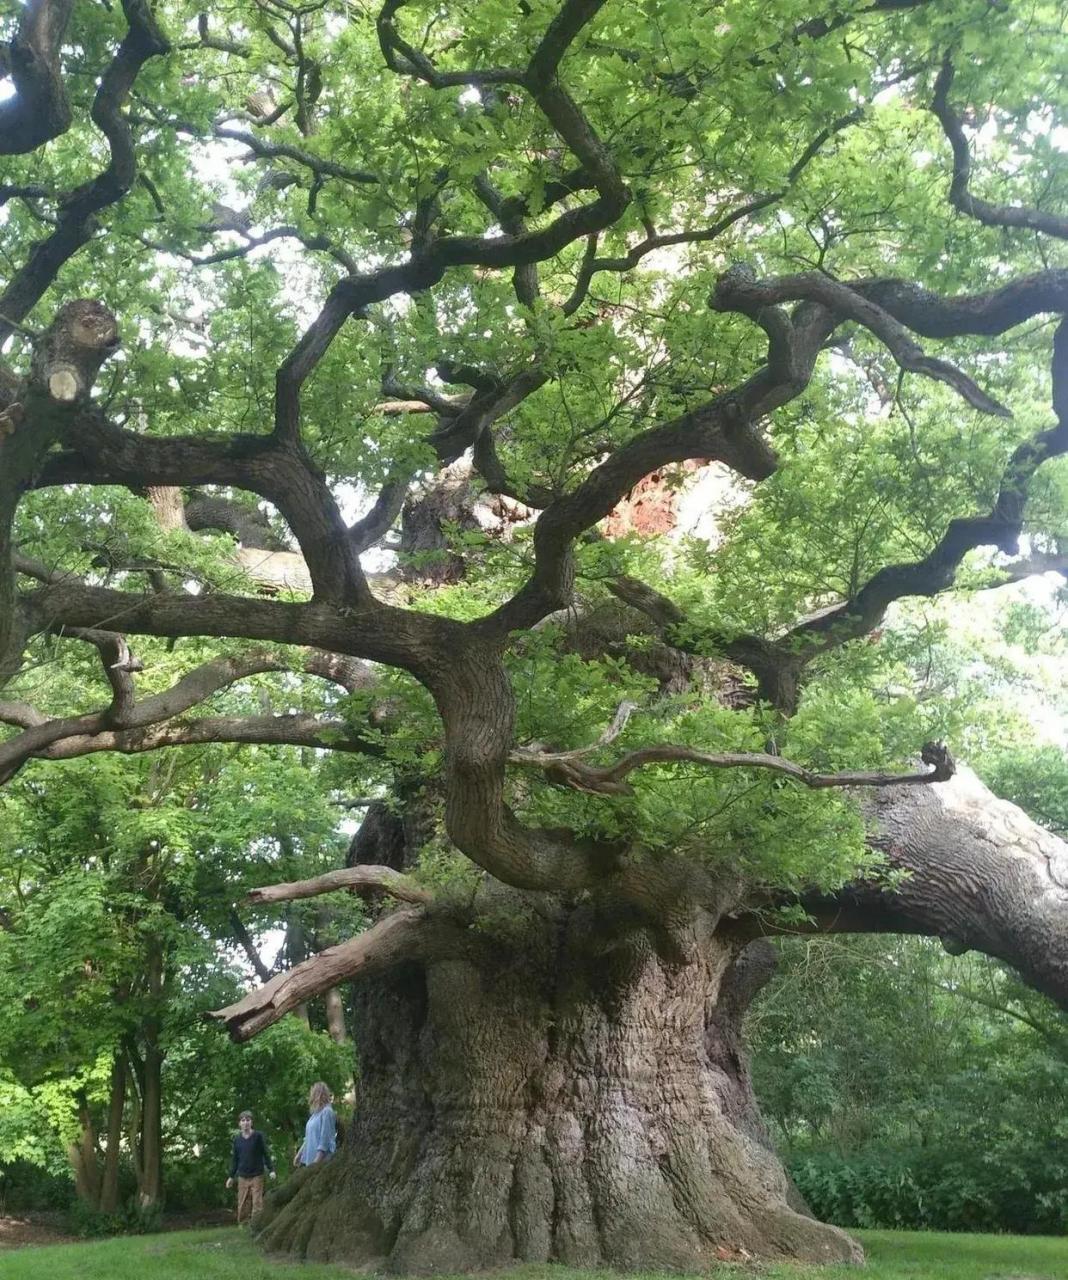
[730,766,1068,1010]
[208,907,430,1040]
[246,865,433,907]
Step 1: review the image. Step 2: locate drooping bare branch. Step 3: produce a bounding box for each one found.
[209,907,429,1040]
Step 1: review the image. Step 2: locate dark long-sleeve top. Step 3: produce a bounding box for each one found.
[230,1130,273,1178]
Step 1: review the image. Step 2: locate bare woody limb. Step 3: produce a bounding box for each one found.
[932,57,1068,242]
[774,318,1068,676]
[208,907,429,1041]
[229,909,273,983]
[512,736,954,797]
[246,865,433,907]
[0,645,386,782]
[710,267,1011,417]
[7,712,381,770]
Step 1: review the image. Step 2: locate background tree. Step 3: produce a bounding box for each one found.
[0,703,354,1218]
[1,0,1067,1269]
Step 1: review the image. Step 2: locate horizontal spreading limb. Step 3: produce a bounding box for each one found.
[512,733,955,797]
[245,865,434,907]
[727,765,1068,1012]
[710,266,1012,417]
[0,645,386,782]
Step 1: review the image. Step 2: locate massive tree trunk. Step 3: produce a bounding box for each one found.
[254,907,860,1271]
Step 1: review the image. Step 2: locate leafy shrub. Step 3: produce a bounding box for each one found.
[65,1197,163,1238]
[792,1142,1068,1234]
[0,1158,75,1212]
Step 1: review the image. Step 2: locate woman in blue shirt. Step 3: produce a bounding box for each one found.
[293,1081,337,1167]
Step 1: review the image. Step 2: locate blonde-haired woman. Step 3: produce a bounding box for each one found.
[293,1082,337,1167]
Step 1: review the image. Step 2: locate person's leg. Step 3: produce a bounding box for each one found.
[237,1177,252,1224]
[249,1175,264,1218]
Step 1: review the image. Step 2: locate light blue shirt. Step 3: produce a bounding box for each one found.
[299,1104,336,1165]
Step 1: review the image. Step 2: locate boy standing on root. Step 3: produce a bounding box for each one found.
[226,1110,276,1223]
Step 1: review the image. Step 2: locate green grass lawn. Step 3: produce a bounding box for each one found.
[1,1228,1066,1279]
[2,1228,1065,1280]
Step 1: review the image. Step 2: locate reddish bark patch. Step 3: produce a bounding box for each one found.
[602,460,708,538]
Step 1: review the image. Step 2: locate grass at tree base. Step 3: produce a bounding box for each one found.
[1,1228,1067,1279]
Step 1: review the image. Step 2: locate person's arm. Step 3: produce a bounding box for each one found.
[260,1131,276,1177]
[315,1107,336,1161]
[227,1136,238,1186]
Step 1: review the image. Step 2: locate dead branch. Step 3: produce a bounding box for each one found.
[513,738,955,797]
[245,864,433,907]
[208,907,428,1040]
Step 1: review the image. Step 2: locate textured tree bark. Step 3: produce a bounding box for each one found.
[100,1053,127,1214]
[763,768,1068,1012]
[138,1024,164,1207]
[254,909,860,1271]
[864,767,1068,1008]
[67,1091,102,1209]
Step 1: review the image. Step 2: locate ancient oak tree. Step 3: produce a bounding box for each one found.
[1,0,1067,1268]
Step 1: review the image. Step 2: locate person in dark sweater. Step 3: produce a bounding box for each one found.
[225,1110,275,1223]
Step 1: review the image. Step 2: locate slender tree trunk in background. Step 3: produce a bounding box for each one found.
[138,936,166,1208]
[255,906,859,1271]
[324,986,347,1043]
[68,1091,101,1209]
[285,907,312,1028]
[99,1053,127,1213]
[138,1025,163,1207]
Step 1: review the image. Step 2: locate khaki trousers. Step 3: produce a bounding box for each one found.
[236,1174,264,1223]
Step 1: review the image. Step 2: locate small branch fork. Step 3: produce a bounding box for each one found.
[0,638,384,786]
